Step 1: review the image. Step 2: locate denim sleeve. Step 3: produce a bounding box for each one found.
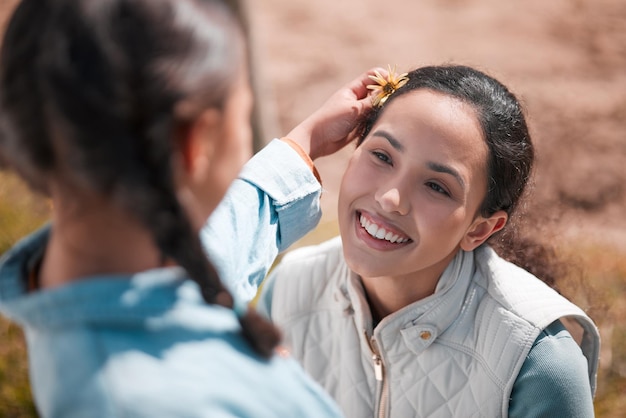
[509,320,595,418]
[200,139,322,304]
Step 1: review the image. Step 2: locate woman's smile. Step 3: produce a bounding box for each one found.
[355,210,412,250]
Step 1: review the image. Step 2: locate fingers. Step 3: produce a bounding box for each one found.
[288,67,388,160]
[346,67,387,100]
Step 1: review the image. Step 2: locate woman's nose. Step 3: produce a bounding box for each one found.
[375,184,409,216]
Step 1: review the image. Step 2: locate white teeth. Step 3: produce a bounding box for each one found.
[359,214,409,244]
[366,222,378,237]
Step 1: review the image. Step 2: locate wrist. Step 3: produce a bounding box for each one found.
[284,123,315,160]
[280,137,321,184]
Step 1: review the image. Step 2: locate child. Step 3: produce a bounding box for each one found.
[258,65,600,417]
[0,0,376,416]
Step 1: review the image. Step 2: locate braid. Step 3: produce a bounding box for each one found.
[118,123,233,307]
[118,140,280,357]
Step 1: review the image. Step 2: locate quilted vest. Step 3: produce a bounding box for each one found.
[262,237,599,418]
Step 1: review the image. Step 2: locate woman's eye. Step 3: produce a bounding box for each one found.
[371,151,392,165]
[427,182,450,197]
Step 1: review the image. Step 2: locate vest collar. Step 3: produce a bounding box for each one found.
[344,249,476,354]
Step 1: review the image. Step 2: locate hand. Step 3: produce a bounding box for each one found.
[285,67,385,160]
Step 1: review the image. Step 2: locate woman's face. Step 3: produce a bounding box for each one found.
[338,89,491,283]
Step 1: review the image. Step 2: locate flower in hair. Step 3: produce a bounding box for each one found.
[367,65,409,107]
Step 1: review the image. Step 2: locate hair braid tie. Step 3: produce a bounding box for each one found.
[238,309,282,359]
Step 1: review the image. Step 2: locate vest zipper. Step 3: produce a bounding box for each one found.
[365,332,388,418]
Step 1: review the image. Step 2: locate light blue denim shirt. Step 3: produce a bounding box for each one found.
[203,139,323,303]
[0,140,343,418]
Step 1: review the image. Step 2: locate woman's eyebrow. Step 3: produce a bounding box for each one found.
[371,130,466,190]
[427,161,466,190]
[372,130,405,152]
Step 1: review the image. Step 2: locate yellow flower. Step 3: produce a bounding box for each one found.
[367,65,409,107]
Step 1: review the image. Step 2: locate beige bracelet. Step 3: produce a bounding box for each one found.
[280,137,322,185]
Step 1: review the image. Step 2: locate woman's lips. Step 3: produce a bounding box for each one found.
[355,211,412,250]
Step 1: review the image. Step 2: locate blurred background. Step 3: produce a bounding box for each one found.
[1,0,625,416]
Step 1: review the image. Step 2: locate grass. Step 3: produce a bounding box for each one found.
[0,174,49,255]
[0,172,624,416]
[559,243,626,417]
[0,318,37,417]
[0,172,48,417]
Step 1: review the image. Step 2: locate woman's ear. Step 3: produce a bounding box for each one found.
[177,108,223,181]
[460,210,508,251]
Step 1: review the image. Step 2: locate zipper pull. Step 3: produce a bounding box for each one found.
[372,354,383,381]
[364,331,385,382]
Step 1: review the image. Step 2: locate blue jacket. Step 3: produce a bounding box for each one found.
[0,140,343,418]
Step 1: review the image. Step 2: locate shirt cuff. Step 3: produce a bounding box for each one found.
[279,137,322,184]
[239,139,322,206]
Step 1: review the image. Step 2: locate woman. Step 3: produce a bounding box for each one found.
[258,65,600,417]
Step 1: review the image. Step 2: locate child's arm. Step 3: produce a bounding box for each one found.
[201,139,321,303]
[201,69,379,303]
